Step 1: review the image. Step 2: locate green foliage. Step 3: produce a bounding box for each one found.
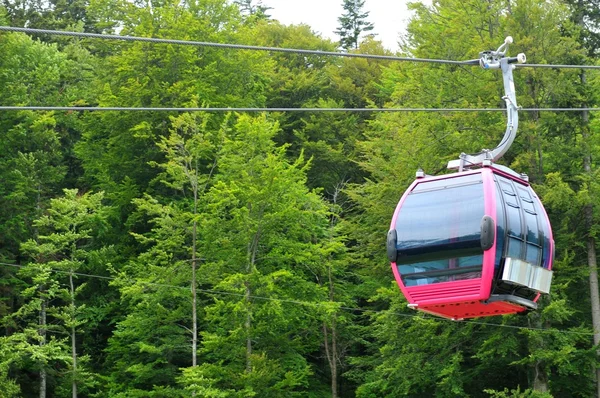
[104,112,222,395]
[335,0,375,51]
[484,386,553,398]
[193,115,330,395]
[2,189,109,396]
[3,0,600,396]
[234,0,271,21]
[3,0,100,34]
[0,33,70,260]
[345,1,598,397]
[0,335,26,396]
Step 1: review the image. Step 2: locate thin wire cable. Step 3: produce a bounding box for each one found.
[518,63,600,70]
[2,26,600,70]
[0,26,592,336]
[0,261,592,335]
[0,106,500,112]
[0,261,188,290]
[0,26,471,64]
[2,106,600,112]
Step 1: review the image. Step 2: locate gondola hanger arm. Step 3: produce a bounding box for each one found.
[447,37,526,171]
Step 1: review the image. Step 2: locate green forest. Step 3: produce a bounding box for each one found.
[2,0,600,396]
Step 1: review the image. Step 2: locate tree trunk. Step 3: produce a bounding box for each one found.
[330,314,338,398]
[533,363,549,393]
[585,186,600,398]
[245,282,252,374]
[530,312,549,393]
[581,69,600,397]
[245,228,260,374]
[39,292,47,398]
[35,189,46,398]
[69,272,78,398]
[525,287,549,393]
[192,185,198,369]
[322,319,338,398]
[323,185,343,398]
[587,237,600,398]
[323,304,339,397]
[322,259,339,398]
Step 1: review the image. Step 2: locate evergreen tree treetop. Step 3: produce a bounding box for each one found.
[335,0,375,51]
[234,0,272,20]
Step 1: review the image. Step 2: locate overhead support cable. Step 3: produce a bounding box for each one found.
[1,106,600,112]
[517,63,600,69]
[2,26,599,69]
[0,26,470,64]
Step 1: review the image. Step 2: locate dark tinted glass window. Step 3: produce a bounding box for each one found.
[507,237,523,258]
[500,179,523,238]
[399,255,483,286]
[517,186,541,245]
[505,203,522,238]
[496,175,544,267]
[394,175,485,285]
[526,243,540,264]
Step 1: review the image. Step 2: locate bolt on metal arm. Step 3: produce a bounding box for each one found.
[447,37,526,171]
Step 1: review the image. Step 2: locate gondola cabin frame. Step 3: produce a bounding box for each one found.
[387,165,554,320]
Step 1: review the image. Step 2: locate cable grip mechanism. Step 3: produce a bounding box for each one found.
[447,37,526,171]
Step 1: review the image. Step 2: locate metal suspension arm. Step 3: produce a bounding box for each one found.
[447,37,526,170]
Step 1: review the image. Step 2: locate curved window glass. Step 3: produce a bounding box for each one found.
[496,175,545,268]
[395,174,485,286]
[399,255,483,286]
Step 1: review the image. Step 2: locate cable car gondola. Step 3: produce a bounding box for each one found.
[386,38,554,320]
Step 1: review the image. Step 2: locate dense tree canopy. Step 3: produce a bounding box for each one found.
[2,0,600,396]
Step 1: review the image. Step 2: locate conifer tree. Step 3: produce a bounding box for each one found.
[234,0,271,19]
[335,0,375,50]
[6,189,108,397]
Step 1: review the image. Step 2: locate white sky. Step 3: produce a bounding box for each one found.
[265,0,418,52]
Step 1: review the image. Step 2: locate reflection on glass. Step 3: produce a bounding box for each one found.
[505,205,521,238]
[395,176,485,286]
[400,255,483,286]
[497,175,545,268]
